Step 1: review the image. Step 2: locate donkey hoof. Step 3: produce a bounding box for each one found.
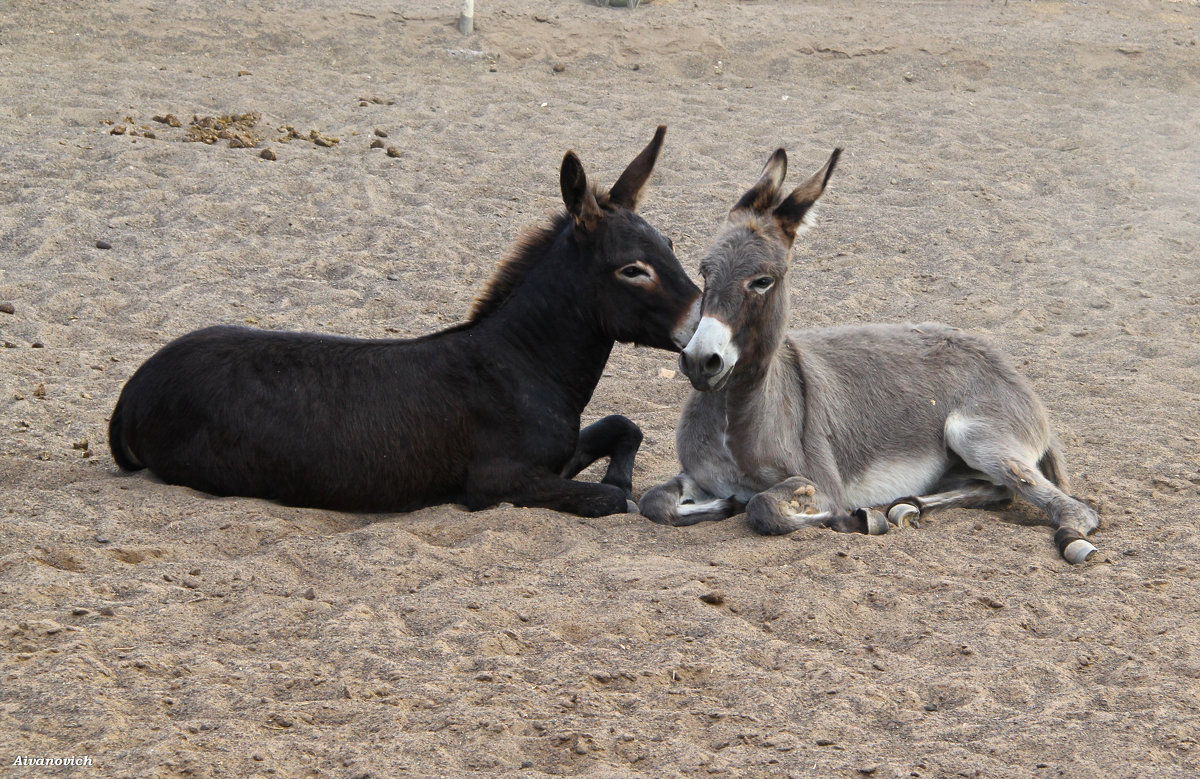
[1055,527,1097,564]
[1062,538,1097,565]
[887,502,921,529]
[853,507,890,535]
[626,499,639,514]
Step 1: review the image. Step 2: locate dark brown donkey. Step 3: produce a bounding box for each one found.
[641,147,1099,564]
[110,127,701,517]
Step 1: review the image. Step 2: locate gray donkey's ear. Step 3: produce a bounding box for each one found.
[773,148,841,245]
[731,148,788,215]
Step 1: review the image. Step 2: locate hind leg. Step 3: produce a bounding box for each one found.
[885,480,1013,528]
[640,473,741,526]
[945,415,1099,564]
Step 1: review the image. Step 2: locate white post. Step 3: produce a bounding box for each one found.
[458,0,474,34]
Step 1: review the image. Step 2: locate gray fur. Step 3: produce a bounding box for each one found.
[642,148,1099,563]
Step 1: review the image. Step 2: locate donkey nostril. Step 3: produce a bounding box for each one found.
[703,354,723,376]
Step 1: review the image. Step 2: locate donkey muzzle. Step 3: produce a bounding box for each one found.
[680,316,738,391]
[670,296,702,351]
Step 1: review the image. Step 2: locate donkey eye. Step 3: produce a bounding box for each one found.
[748,276,775,293]
[619,265,649,279]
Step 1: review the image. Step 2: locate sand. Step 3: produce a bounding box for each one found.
[2,0,1199,776]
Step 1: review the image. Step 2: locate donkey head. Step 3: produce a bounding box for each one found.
[560,126,701,352]
[679,147,841,390]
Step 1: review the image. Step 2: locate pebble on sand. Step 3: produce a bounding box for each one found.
[0,302,14,315]
[96,240,112,250]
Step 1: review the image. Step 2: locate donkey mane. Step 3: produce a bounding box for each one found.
[468,212,572,323]
[468,186,618,324]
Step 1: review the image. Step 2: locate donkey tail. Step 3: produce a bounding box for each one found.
[108,395,144,472]
[1037,439,1070,493]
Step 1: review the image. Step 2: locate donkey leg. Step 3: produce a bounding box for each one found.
[746,477,872,535]
[946,420,1099,564]
[488,473,633,518]
[886,481,1013,528]
[560,415,643,501]
[640,473,741,526]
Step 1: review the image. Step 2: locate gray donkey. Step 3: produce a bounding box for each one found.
[640,148,1099,564]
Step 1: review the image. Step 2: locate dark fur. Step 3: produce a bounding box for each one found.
[110,128,700,517]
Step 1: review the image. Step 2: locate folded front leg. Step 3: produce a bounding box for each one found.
[746,476,871,535]
[560,415,644,501]
[640,473,742,526]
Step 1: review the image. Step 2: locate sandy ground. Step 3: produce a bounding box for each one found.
[2,0,1199,776]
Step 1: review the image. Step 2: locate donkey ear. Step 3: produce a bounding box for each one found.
[732,148,788,215]
[608,125,667,210]
[773,148,841,245]
[561,151,603,232]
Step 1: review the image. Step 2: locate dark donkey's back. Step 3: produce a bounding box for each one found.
[110,127,701,517]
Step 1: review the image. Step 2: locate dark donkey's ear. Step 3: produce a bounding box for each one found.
[773,147,842,245]
[607,125,667,211]
[561,151,604,233]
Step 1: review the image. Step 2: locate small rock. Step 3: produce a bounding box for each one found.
[95,240,112,250]
[33,383,46,398]
[72,607,90,616]
[72,438,90,452]
[374,128,388,138]
[110,124,126,135]
[553,63,565,73]
[31,342,44,349]
[699,591,725,606]
[152,114,182,127]
[0,302,14,315]
[309,130,339,147]
[260,148,277,161]
[227,132,255,148]
[238,70,252,76]
[658,367,676,379]
[302,587,315,601]
[386,146,401,158]
[98,606,116,617]
[370,139,385,149]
